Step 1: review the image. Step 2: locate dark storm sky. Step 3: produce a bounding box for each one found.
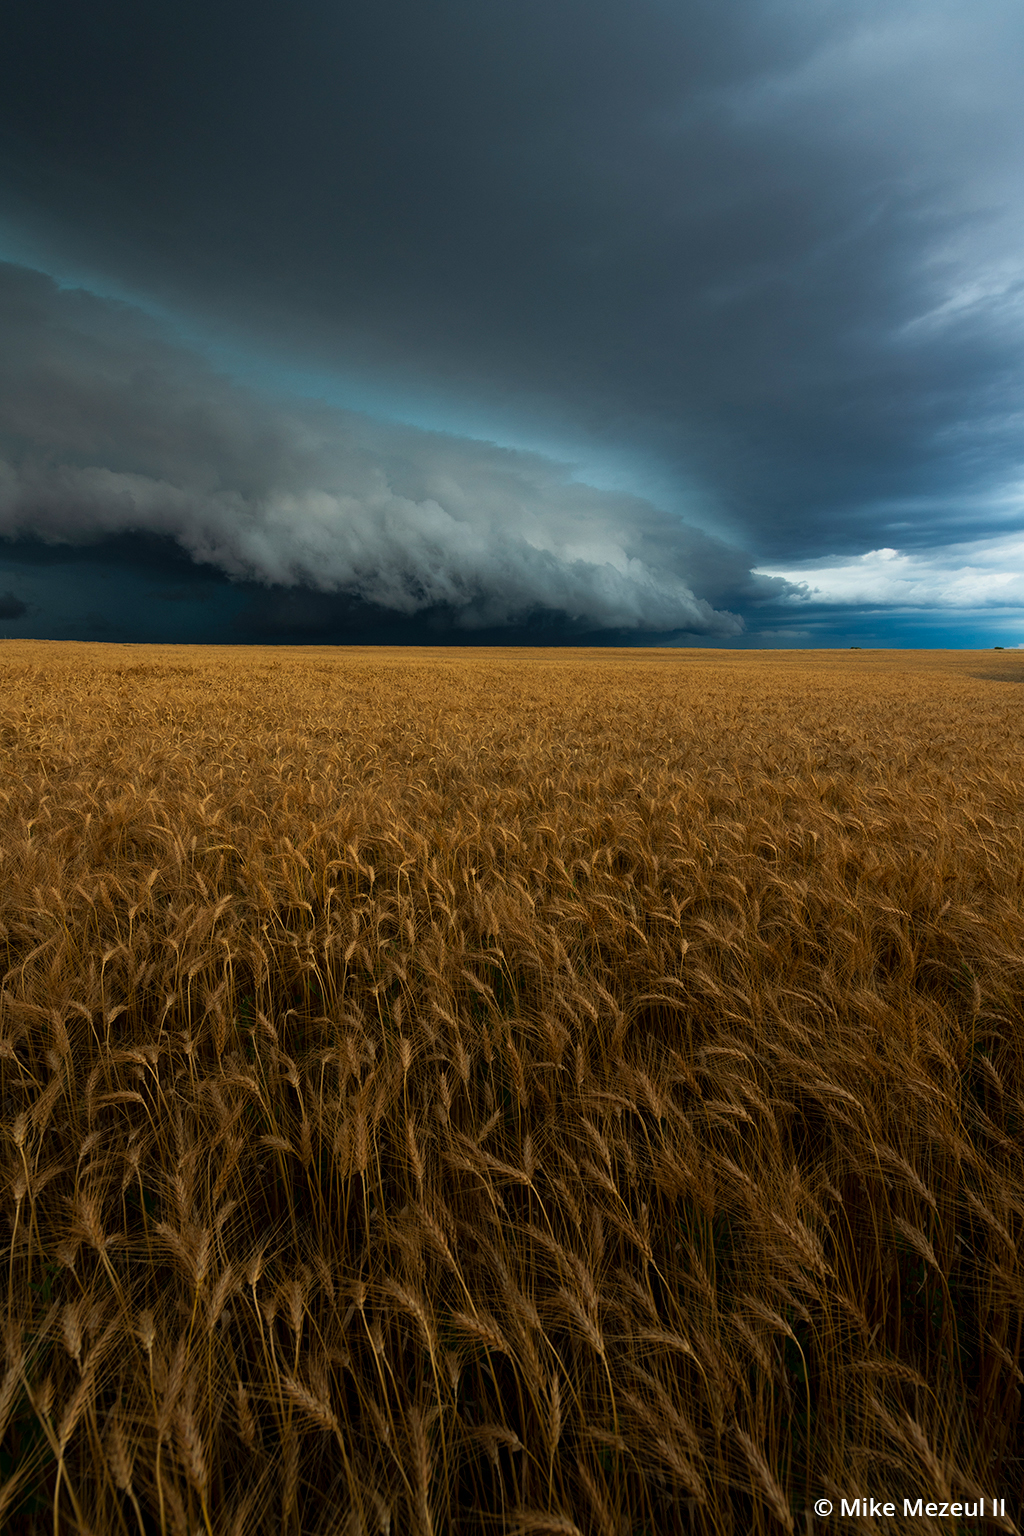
[2,0,1024,646]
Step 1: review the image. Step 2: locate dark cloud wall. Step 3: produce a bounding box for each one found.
[0,261,772,641]
[1,0,1023,642]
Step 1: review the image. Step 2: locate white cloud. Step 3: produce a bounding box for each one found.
[756,532,1024,608]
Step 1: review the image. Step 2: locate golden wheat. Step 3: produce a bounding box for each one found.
[0,641,1022,1532]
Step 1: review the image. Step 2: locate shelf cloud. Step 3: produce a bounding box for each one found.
[1,0,1024,643]
[0,263,756,637]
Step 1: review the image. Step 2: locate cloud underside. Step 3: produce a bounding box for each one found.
[0,460,739,633]
[0,264,759,636]
[3,259,1022,643]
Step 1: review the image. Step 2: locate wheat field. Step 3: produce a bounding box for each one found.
[1,641,1022,1536]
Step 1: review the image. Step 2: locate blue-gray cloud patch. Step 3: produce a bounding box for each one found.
[0,262,761,640]
[0,590,27,619]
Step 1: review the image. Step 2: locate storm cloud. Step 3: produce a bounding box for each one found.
[0,262,756,637]
[1,0,1024,643]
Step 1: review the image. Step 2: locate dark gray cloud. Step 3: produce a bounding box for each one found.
[1,0,1024,643]
[0,261,764,638]
[0,590,26,619]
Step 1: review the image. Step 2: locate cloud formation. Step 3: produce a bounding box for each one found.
[0,590,26,619]
[758,535,1024,610]
[1,1,1024,643]
[0,263,751,635]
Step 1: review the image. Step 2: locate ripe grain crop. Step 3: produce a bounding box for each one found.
[1,640,1023,1535]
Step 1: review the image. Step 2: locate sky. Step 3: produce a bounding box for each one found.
[2,0,1024,647]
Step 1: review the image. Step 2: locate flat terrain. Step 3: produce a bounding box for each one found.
[1,643,1023,1534]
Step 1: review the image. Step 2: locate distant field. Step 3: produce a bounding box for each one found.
[1,642,1022,1535]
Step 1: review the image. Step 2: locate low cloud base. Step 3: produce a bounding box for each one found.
[0,263,751,642]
